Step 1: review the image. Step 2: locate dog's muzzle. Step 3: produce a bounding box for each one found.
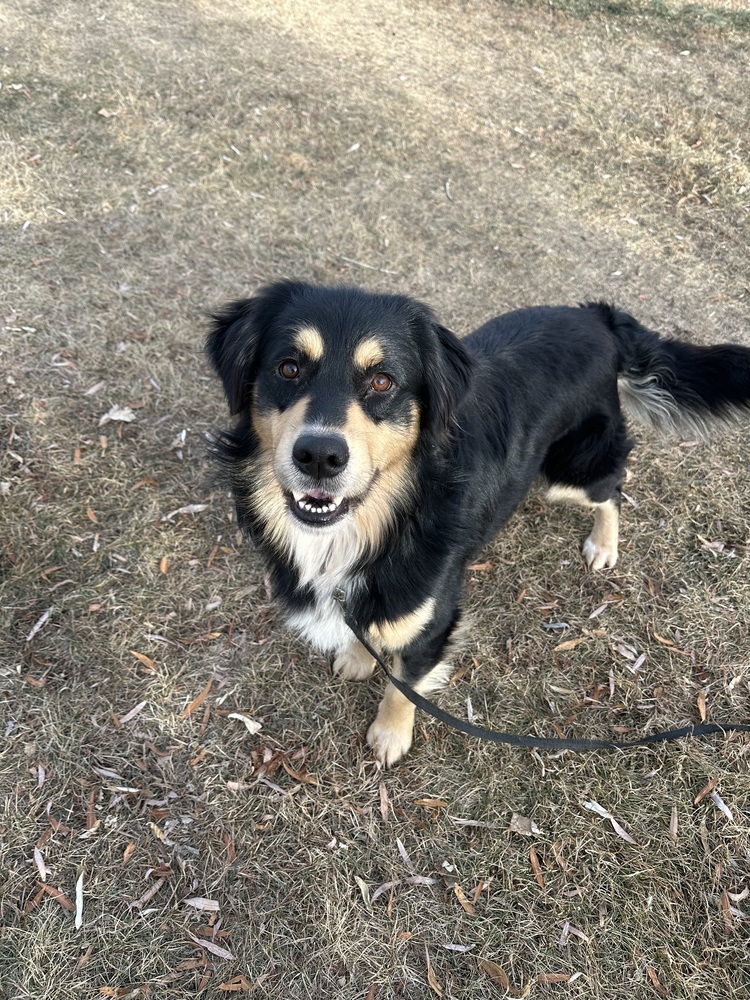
[288,432,351,525]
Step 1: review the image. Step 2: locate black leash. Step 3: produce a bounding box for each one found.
[337,597,750,751]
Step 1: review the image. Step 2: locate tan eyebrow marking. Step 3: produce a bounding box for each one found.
[293,326,324,361]
[353,336,385,370]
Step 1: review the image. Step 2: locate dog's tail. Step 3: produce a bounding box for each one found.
[585,302,750,438]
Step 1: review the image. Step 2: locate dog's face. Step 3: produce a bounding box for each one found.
[207,281,472,553]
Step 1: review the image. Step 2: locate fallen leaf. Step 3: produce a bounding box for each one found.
[280,758,317,784]
[77,944,94,968]
[160,555,169,574]
[26,608,53,643]
[535,973,572,984]
[477,958,518,994]
[123,841,136,864]
[227,712,262,736]
[404,875,437,886]
[187,931,235,962]
[74,869,84,930]
[128,877,165,910]
[694,777,719,805]
[467,562,493,572]
[226,780,253,792]
[149,823,174,845]
[554,637,586,652]
[38,883,75,912]
[697,689,707,722]
[652,631,677,647]
[453,883,475,915]
[161,503,209,522]
[371,880,400,904]
[184,897,220,912]
[529,846,545,890]
[23,886,46,916]
[582,800,637,845]
[552,841,573,874]
[509,812,543,837]
[396,838,415,872]
[379,781,390,823]
[180,679,213,719]
[710,790,734,823]
[646,965,668,997]
[34,847,47,882]
[48,814,72,835]
[130,650,158,672]
[425,946,443,997]
[218,976,253,993]
[118,700,147,725]
[354,876,371,907]
[99,404,136,426]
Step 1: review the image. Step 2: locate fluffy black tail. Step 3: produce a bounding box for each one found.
[585,302,750,437]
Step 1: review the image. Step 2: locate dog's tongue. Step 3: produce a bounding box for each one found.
[306,489,332,501]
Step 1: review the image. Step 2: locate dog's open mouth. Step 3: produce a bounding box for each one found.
[288,489,350,525]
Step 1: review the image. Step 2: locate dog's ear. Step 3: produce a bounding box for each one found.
[421,319,474,452]
[206,299,262,414]
[206,281,306,414]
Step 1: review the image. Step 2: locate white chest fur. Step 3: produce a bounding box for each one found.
[282,519,365,653]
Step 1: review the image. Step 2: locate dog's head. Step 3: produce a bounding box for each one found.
[207,281,473,546]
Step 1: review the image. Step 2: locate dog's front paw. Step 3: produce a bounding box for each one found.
[366,714,414,767]
[333,643,376,681]
[582,535,618,571]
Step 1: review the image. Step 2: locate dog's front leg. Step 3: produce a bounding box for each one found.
[367,651,454,767]
[333,640,377,681]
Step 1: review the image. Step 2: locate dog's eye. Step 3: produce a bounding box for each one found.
[279,360,300,380]
[370,373,393,393]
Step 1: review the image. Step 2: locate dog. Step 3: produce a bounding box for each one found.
[206,281,750,765]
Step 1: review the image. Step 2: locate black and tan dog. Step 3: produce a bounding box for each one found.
[207,281,750,765]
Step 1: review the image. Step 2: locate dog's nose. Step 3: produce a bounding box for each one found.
[292,433,349,480]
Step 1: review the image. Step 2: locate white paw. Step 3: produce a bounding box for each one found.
[582,536,618,571]
[332,644,376,681]
[366,715,414,767]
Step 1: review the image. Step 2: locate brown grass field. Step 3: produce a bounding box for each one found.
[1,1,749,996]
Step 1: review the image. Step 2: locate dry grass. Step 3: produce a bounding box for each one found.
[1,0,749,997]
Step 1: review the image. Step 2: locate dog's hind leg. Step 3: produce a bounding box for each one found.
[545,483,621,570]
[543,409,632,571]
[582,496,620,570]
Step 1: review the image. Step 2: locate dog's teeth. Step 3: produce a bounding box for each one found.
[292,491,305,502]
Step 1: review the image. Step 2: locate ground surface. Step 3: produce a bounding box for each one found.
[1,1,749,997]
